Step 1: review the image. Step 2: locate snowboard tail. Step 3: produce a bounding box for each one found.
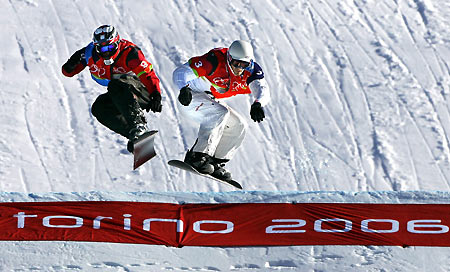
[133,130,158,170]
[168,159,242,189]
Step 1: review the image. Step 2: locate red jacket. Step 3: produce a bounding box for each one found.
[62,39,160,95]
[188,48,254,99]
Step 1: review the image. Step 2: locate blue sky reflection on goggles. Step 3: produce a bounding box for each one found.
[97,44,117,53]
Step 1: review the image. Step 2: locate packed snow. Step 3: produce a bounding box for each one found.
[1,0,450,270]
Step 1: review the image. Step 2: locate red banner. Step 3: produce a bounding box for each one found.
[1,202,450,246]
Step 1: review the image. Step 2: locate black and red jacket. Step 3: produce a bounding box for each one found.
[62,39,160,95]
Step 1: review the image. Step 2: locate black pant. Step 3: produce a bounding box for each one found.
[91,74,150,138]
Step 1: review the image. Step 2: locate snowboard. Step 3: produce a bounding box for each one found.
[133,130,158,170]
[168,160,243,189]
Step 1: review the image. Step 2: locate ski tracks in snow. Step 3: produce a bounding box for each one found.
[302,0,450,190]
[360,0,450,189]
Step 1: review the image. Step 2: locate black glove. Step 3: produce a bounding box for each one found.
[250,102,265,123]
[147,91,162,112]
[62,48,85,73]
[178,86,192,106]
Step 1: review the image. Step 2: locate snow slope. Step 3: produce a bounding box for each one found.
[1,0,450,270]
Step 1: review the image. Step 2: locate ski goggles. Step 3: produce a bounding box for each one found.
[96,43,118,53]
[230,59,252,69]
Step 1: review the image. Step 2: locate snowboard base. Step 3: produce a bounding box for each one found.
[168,160,242,189]
[133,130,158,170]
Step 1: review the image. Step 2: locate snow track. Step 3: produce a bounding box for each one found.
[2,0,449,192]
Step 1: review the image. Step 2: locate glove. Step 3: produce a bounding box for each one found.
[250,102,265,123]
[147,91,162,112]
[62,49,84,73]
[178,86,192,106]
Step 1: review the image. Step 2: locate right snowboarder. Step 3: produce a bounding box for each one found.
[172,40,270,182]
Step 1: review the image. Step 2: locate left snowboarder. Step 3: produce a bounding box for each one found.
[61,25,162,155]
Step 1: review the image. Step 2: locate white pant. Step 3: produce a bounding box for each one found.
[180,91,247,160]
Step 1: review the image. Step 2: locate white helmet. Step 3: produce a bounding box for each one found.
[228,40,254,63]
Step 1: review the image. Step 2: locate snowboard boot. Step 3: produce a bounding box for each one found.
[184,151,215,175]
[211,158,232,181]
[127,123,148,153]
[124,98,150,153]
